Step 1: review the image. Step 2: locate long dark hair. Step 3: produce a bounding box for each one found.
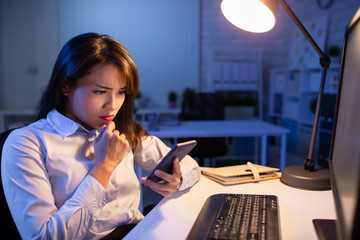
[35,33,147,150]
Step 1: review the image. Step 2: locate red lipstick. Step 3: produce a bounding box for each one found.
[100,115,114,121]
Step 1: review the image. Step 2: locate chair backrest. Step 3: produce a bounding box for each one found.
[0,129,22,239]
[179,93,228,165]
[180,93,225,121]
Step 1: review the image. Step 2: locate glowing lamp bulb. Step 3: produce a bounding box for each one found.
[221,0,277,33]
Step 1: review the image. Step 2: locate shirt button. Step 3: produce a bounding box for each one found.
[111,179,116,186]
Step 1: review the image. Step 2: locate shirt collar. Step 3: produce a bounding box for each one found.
[47,109,99,140]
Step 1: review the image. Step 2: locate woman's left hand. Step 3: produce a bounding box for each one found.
[141,158,182,197]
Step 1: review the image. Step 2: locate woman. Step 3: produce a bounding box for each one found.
[1,33,200,239]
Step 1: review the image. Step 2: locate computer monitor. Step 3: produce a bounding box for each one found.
[328,7,360,240]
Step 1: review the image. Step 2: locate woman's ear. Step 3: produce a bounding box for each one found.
[62,79,69,96]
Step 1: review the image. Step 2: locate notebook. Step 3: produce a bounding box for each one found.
[201,162,280,185]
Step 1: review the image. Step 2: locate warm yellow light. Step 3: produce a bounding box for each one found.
[221,0,277,33]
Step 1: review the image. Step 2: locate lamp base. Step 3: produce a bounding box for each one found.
[280,165,331,190]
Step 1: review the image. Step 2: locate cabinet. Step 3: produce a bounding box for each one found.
[268,65,340,166]
[204,49,263,120]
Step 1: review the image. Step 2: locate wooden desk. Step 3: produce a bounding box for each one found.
[147,120,289,169]
[125,175,336,240]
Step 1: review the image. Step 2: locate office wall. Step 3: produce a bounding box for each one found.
[0,4,3,108]
[0,0,58,110]
[0,0,199,110]
[200,0,359,74]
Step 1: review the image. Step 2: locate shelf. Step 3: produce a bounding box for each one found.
[206,49,263,119]
[298,120,314,126]
[268,65,339,166]
[299,92,317,123]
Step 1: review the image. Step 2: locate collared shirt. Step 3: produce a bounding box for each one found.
[1,109,200,240]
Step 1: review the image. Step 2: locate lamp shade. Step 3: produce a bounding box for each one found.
[221,0,279,33]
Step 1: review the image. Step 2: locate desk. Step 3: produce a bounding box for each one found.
[0,109,34,132]
[147,120,289,170]
[125,175,336,240]
[136,108,181,123]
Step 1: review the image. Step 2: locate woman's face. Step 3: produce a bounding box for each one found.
[63,64,127,130]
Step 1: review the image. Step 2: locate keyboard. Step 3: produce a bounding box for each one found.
[187,194,280,240]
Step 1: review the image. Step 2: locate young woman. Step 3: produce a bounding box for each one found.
[1,33,200,239]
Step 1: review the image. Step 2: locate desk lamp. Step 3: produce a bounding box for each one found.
[221,0,331,190]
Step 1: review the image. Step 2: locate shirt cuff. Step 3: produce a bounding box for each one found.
[70,175,107,217]
[178,165,201,191]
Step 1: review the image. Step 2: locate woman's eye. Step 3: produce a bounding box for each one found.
[118,90,126,95]
[94,90,107,94]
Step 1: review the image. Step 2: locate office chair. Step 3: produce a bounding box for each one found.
[180,93,228,166]
[0,128,22,239]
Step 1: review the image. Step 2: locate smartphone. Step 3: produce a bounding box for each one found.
[147,140,197,182]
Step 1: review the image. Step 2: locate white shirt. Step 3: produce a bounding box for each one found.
[1,109,200,240]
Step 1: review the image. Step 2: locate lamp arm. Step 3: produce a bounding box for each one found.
[304,66,329,171]
[279,0,325,59]
[279,0,331,171]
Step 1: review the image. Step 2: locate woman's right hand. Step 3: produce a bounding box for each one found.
[89,121,129,188]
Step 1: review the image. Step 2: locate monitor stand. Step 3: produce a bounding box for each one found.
[313,219,337,240]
